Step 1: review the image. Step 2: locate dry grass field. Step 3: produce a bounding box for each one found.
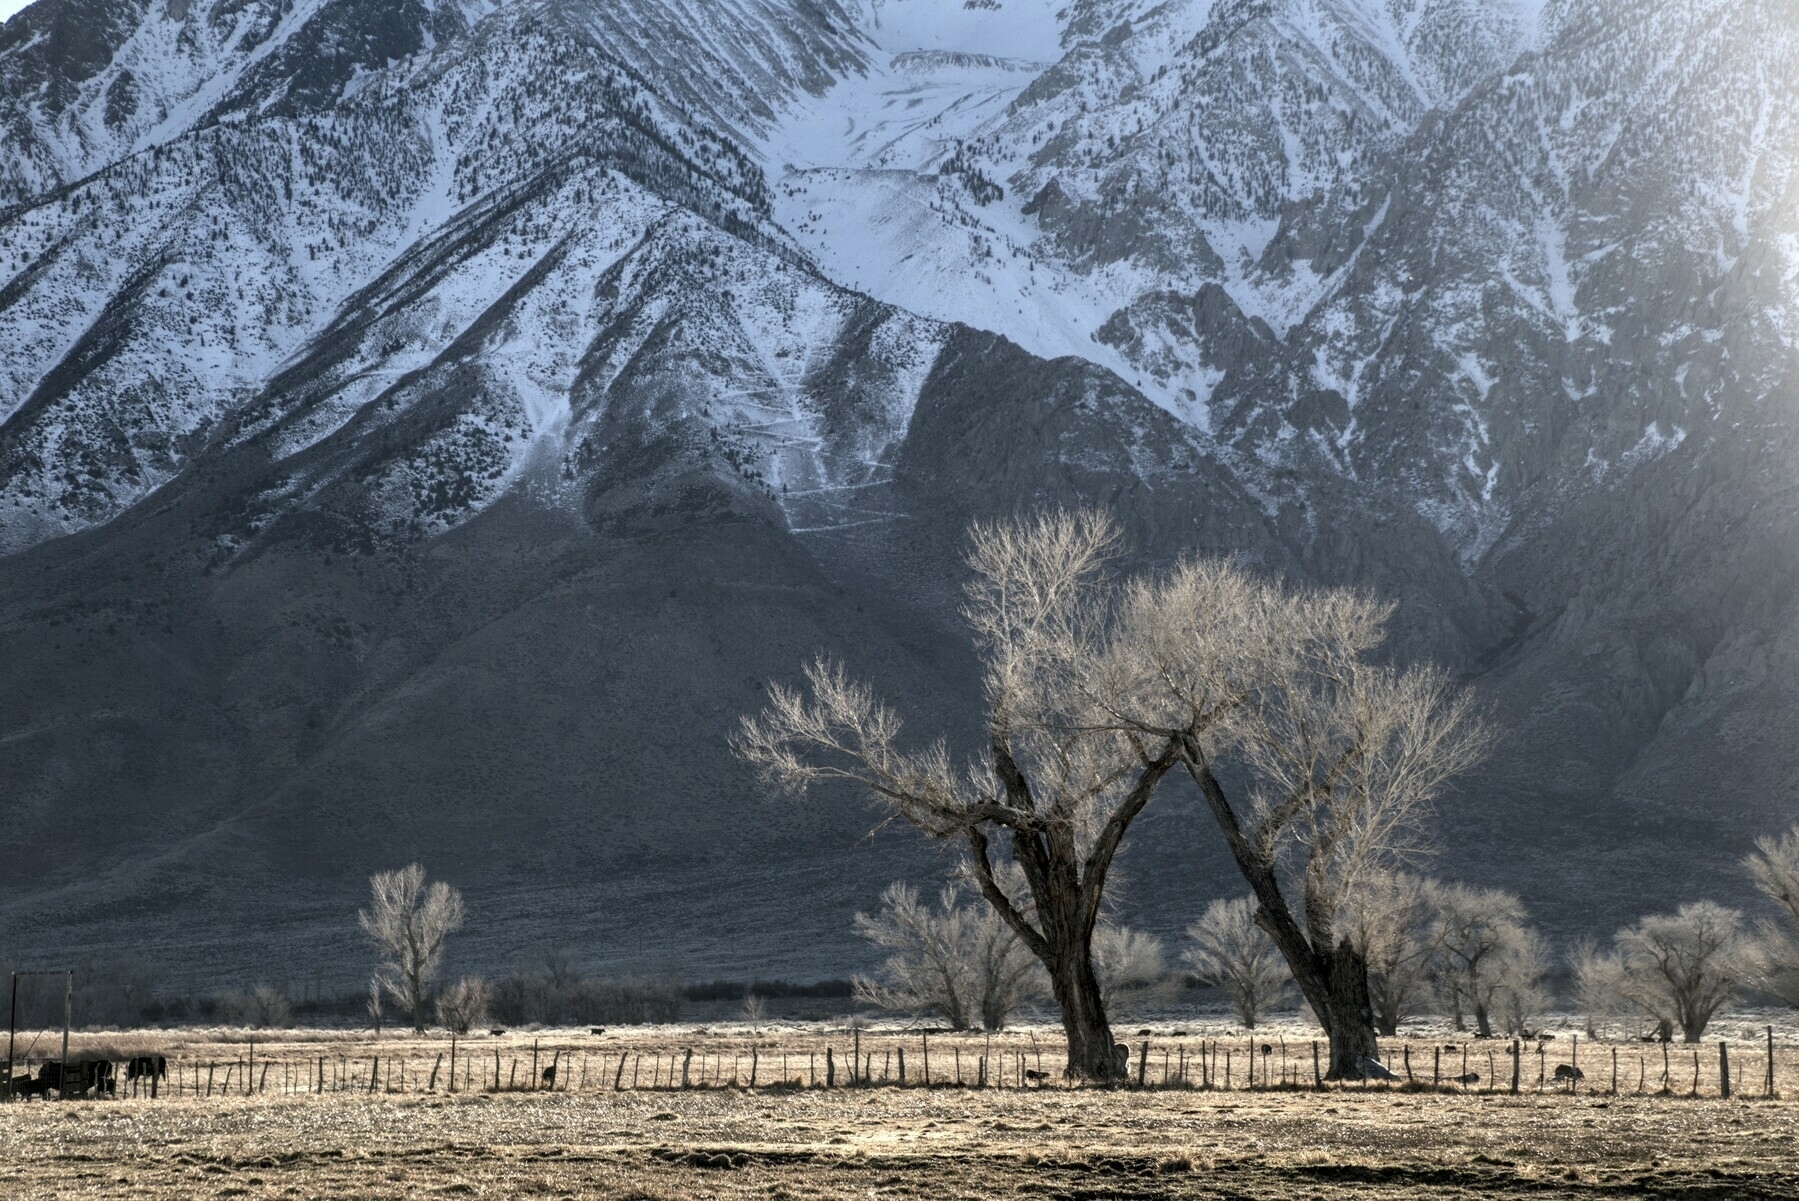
[6,1023,1799,1198]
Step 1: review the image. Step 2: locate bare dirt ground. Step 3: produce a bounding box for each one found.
[6,1023,1799,1198]
[6,1084,1799,1198]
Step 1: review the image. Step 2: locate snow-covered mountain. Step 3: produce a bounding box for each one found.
[2,0,1795,981]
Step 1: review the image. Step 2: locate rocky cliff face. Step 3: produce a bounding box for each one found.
[1,0,1793,982]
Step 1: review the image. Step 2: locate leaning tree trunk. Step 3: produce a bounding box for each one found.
[1322,939,1380,1080]
[1049,944,1118,1083]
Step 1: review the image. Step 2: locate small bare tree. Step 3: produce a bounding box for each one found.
[1426,882,1528,1038]
[367,976,385,1036]
[1615,901,1748,1042]
[1184,896,1293,1029]
[1340,871,1434,1036]
[1490,927,1551,1038]
[435,977,491,1035]
[853,872,1043,1031]
[359,863,466,1033]
[741,992,768,1031]
[1569,940,1630,1039]
[738,511,1187,1080]
[1093,925,1169,1016]
[853,882,976,1029]
[248,984,292,1029]
[1745,823,1799,1005]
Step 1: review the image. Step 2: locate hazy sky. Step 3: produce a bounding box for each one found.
[0,0,35,20]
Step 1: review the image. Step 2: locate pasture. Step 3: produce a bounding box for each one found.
[5,1022,1799,1198]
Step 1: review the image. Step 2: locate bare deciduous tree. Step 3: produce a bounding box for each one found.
[1340,871,1433,1037]
[1184,896,1293,1029]
[359,863,466,1033]
[852,871,1044,1031]
[737,511,1184,1080]
[435,977,491,1035]
[1490,927,1551,1038]
[1112,562,1489,1077]
[1615,901,1748,1043]
[1092,925,1169,1016]
[853,882,977,1030]
[1745,824,1799,1005]
[1426,882,1528,1038]
[1569,940,1630,1039]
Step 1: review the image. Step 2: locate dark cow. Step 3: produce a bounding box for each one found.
[126,1055,168,1082]
[1553,1064,1585,1088]
[31,1060,116,1098]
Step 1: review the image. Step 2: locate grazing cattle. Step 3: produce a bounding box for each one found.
[541,1064,557,1088]
[489,1028,507,1037]
[1553,1064,1585,1088]
[1451,1072,1481,1085]
[33,1060,115,1097]
[126,1055,168,1082]
[589,1028,606,1036]
[1110,1043,1131,1081]
[1023,1069,1049,1086]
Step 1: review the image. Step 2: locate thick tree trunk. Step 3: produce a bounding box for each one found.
[1473,1001,1493,1039]
[1323,940,1379,1080]
[1050,945,1118,1082]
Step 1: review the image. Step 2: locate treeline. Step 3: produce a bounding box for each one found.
[0,954,851,1032]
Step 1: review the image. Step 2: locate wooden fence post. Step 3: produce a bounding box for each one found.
[853,1030,861,1085]
[1403,1044,1413,1084]
[1509,1040,1520,1094]
[896,1047,904,1085]
[751,1047,759,1088]
[681,1049,692,1089]
[1769,1026,1777,1098]
[1137,1042,1148,1088]
[1610,1047,1617,1095]
[317,1056,324,1095]
[923,1033,930,1085]
[825,1047,835,1088]
[1432,1045,1439,1087]
[1720,1042,1731,1099]
[429,1053,442,1092]
[1312,1041,1320,1089]
[369,1057,379,1093]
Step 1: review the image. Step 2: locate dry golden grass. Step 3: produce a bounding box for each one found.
[6,1025,1799,1198]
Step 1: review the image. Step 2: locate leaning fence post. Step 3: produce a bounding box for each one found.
[369,1057,379,1093]
[429,1054,442,1092]
[1720,1042,1731,1099]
